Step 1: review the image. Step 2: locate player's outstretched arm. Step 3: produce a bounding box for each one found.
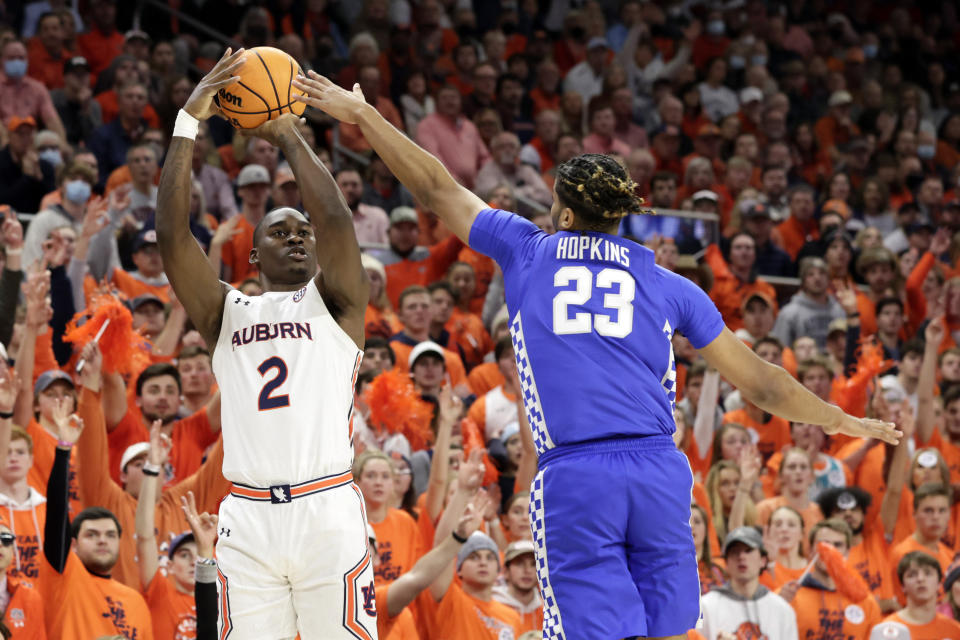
[698,327,902,444]
[248,114,369,346]
[157,48,245,348]
[293,72,487,244]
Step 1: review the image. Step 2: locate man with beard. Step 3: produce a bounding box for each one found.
[336,166,389,245]
[102,363,221,485]
[493,540,543,634]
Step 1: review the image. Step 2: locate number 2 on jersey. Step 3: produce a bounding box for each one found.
[257,356,290,410]
[552,266,635,338]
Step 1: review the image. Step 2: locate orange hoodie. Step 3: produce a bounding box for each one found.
[0,489,46,583]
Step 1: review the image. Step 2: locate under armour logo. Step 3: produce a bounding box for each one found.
[233,298,251,306]
[219,527,231,537]
[270,484,291,504]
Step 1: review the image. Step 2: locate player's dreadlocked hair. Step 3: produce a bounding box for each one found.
[554,154,651,230]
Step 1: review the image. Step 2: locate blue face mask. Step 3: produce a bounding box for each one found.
[64,179,91,204]
[862,44,878,59]
[917,144,936,160]
[3,59,27,79]
[729,55,746,70]
[38,148,63,167]
[707,20,725,36]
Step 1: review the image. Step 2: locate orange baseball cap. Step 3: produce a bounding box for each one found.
[6,116,36,132]
[741,290,775,311]
[697,123,721,137]
[822,199,851,219]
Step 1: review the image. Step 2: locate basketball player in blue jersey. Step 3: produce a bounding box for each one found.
[293,74,902,640]
[157,51,378,639]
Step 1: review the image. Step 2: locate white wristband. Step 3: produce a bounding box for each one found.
[173,109,199,141]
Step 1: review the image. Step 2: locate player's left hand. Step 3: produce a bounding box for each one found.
[292,71,368,124]
[247,113,301,147]
[824,412,901,445]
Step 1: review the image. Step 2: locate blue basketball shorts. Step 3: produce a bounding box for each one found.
[529,434,701,639]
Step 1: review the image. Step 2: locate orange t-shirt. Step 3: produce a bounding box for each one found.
[372,509,423,585]
[849,522,895,602]
[389,336,468,389]
[39,551,154,640]
[25,420,82,518]
[382,235,464,309]
[708,277,778,332]
[109,268,172,304]
[759,561,805,592]
[890,535,955,604]
[772,216,819,261]
[446,308,494,371]
[723,408,791,464]
[692,482,722,559]
[4,577,46,640]
[145,573,196,640]
[432,581,523,640]
[882,611,960,639]
[77,29,124,77]
[467,362,505,397]
[219,215,257,283]
[3,498,47,583]
[787,584,881,640]
[108,407,215,486]
[365,305,402,341]
[94,89,162,128]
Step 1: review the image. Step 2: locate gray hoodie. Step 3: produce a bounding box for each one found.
[772,291,846,350]
[701,583,799,640]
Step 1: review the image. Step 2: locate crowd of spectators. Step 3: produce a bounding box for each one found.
[0,0,960,638]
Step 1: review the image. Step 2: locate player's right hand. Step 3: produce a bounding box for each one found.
[825,412,902,445]
[292,71,368,124]
[184,48,246,121]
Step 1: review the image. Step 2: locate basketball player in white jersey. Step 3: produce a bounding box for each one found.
[156,49,377,640]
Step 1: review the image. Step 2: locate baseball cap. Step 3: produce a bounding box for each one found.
[408,341,445,368]
[827,317,847,337]
[168,531,195,559]
[696,123,721,138]
[501,421,519,445]
[821,199,851,220]
[360,253,386,281]
[120,442,150,474]
[63,56,90,74]
[828,90,853,107]
[692,190,718,203]
[742,201,771,219]
[741,290,774,311]
[132,228,158,252]
[129,293,165,312]
[33,369,74,396]
[237,164,271,188]
[739,87,763,104]
[274,167,295,188]
[816,487,872,517]
[586,36,609,50]
[7,116,36,132]
[124,29,150,43]
[504,539,535,564]
[855,247,895,276]
[457,532,500,570]
[389,206,418,226]
[722,526,766,556]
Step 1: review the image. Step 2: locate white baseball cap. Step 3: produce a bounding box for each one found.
[408,341,445,368]
[120,442,150,474]
[237,164,271,187]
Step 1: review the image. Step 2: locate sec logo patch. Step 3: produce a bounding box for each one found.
[844,604,864,624]
[293,287,307,302]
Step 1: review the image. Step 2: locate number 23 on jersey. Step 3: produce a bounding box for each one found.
[552,266,636,338]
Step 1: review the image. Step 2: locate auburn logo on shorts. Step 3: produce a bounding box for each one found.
[361,581,376,617]
[293,286,307,302]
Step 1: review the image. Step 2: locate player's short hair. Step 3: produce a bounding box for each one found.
[252,207,310,248]
[555,154,646,231]
[897,550,943,585]
[808,518,852,549]
[9,426,33,455]
[398,285,429,310]
[352,450,394,483]
[364,337,396,366]
[913,483,952,510]
[70,506,122,540]
[178,345,210,362]
[494,335,514,362]
[136,363,181,396]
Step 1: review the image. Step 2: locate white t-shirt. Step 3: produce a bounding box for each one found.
[701,587,799,640]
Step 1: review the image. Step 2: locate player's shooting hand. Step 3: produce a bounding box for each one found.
[247,113,302,147]
[0,367,20,416]
[51,398,84,446]
[181,490,219,559]
[148,419,172,466]
[292,71,368,125]
[825,411,902,445]
[184,47,246,121]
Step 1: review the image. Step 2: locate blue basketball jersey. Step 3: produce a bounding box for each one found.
[470,208,725,455]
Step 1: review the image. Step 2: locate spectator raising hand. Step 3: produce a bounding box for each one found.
[50,397,84,446]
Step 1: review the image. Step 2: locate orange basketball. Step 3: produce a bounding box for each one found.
[217,47,306,129]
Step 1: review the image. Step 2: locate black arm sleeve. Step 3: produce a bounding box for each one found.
[43,447,71,573]
[0,267,23,351]
[843,323,862,378]
[47,265,76,366]
[195,579,219,640]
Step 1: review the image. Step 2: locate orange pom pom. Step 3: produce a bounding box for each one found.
[461,417,499,486]
[363,369,435,451]
[816,541,869,603]
[62,294,150,376]
[829,337,893,417]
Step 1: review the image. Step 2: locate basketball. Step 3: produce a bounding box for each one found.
[216,47,306,129]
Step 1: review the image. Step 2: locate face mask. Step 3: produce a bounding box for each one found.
[917,144,936,160]
[707,20,725,36]
[729,55,745,69]
[38,148,63,167]
[751,55,768,67]
[64,179,91,204]
[862,44,878,59]
[3,59,27,79]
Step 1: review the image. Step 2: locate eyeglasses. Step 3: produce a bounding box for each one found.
[0,533,15,547]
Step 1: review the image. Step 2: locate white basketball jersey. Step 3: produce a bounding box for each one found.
[212,282,362,486]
